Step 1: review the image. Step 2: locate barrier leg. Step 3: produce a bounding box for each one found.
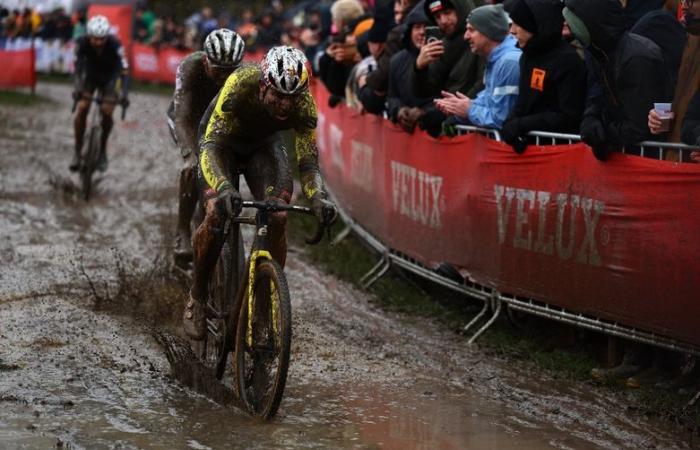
[462,301,490,334]
[468,292,503,345]
[331,224,352,246]
[362,257,391,290]
[359,253,389,286]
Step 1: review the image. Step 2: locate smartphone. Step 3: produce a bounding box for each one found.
[425,26,443,44]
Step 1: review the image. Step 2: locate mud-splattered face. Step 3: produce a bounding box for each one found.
[261,87,301,121]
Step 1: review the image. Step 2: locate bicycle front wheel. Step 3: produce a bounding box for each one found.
[234,259,291,420]
[81,125,101,201]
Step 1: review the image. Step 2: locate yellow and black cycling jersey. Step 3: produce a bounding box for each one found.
[199,64,324,201]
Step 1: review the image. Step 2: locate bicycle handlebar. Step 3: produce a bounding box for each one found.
[238,200,330,245]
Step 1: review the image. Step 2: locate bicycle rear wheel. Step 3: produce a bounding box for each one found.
[201,227,243,379]
[81,125,101,201]
[234,259,291,420]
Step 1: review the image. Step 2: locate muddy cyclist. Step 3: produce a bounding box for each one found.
[70,15,130,173]
[183,46,338,339]
[167,28,246,269]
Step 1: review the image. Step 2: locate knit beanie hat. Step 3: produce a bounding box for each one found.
[368,4,394,42]
[505,0,537,33]
[467,4,509,42]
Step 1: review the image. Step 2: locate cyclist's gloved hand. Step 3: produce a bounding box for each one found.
[120,96,130,109]
[311,195,338,226]
[217,184,242,218]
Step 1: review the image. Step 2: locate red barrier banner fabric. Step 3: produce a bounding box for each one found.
[130,43,160,82]
[313,83,700,348]
[158,47,188,84]
[0,49,36,88]
[87,4,133,58]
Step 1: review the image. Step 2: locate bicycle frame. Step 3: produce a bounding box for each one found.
[223,200,324,359]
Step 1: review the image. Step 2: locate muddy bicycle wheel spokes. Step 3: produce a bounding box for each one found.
[199,239,236,380]
[234,259,291,420]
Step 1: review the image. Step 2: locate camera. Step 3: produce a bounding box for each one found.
[425,26,443,44]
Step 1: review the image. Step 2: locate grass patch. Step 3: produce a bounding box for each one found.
[288,212,699,430]
[0,89,52,106]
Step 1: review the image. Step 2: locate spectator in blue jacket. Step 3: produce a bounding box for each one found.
[435,4,521,129]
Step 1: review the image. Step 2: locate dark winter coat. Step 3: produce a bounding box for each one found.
[566,0,673,146]
[503,0,586,138]
[410,0,484,99]
[681,89,700,147]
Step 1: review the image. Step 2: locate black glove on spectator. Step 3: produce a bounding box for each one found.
[216,185,243,218]
[442,115,460,137]
[580,115,609,161]
[501,119,528,154]
[311,195,338,226]
[418,109,446,139]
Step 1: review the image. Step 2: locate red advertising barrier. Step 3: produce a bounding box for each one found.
[158,47,188,84]
[313,82,700,349]
[130,43,160,82]
[87,4,133,58]
[0,49,36,89]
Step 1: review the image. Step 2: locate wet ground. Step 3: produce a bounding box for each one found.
[0,83,694,449]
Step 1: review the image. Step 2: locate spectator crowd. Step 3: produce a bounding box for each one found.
[303,0,700,160]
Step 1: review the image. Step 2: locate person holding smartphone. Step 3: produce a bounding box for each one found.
[411,0,483,101]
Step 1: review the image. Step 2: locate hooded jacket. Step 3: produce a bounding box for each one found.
[503,0,585,136]
[410,0,484,99]
[386,1,436,120]
[565,0,673,146]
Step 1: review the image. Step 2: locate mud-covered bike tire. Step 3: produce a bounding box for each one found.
[199,225,245,379]
[81,125,101,201]
[234,259,291,420]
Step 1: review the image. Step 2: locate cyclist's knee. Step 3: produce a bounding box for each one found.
[100,103,116,117]
[203,194,225,229]
[269,211,287,230]
[76,100,90,116]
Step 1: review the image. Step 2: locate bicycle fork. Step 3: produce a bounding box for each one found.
[245,224,280,349]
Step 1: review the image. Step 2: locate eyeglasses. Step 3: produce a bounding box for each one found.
[682,0,694,6]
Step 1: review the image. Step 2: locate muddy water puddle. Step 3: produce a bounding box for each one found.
[0,83,693,449]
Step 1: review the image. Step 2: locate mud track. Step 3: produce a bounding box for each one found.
[0,83,694,449]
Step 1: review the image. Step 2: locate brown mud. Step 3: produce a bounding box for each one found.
[0,83,695,449]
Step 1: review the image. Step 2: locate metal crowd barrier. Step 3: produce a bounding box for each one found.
[456,125,700,162]
[331,126,700,355]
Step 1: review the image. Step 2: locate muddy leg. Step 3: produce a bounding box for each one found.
[71,98,91,170]
[244,138,293,268]
[99,102,115,169]
[174,158,197,262]
[191,195,226,302]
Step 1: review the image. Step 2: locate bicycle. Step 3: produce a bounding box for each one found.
[71,96,127,201]
[196,198,328,420]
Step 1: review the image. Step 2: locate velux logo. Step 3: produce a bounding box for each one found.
[494,185,605,266]
[391,161,443,229]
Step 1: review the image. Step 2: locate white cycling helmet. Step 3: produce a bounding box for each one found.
[204,28,245,68]
[261,46,310,95]
[87,15,110,38]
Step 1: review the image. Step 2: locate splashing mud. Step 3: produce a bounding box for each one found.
[0,83,694,449]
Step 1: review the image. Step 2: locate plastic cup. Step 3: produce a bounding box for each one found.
[654,102,673,132]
